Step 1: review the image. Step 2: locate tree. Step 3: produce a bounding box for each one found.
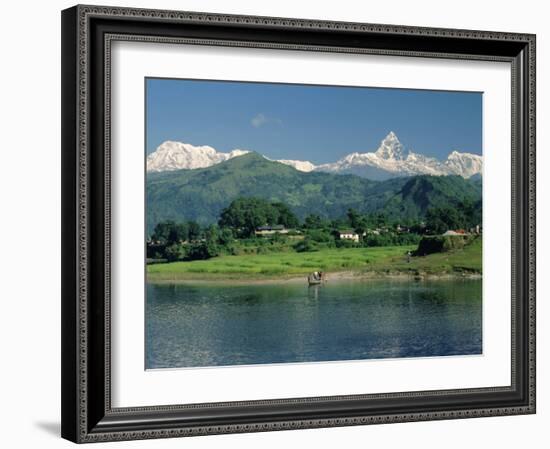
[151,220,175,243]
[244,209,266,236]
[187,241,220,260]
[218,197,299,237]
[151,220,188,244]
[458,199,482,229]
[374,212,389,228]
[187,221,201,241]
[219,197,265,236]
[347,208,361,228]
[167,222,188,244]
[272,202,299,228]
[345,208,369,241]
[353,218,368,240]
[204,224,219,242]
[426,206,465,234]
[330,217,349,231]
[304,214,324,229]
[217,227,234,246]
[164,243,186,262]
[305,229,333,243]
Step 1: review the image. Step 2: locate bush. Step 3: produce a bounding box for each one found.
[335,239,358,249]
[363,232,421,247]
[364,234,393,247]
[164,243,187,262]
[394,233,422,246]
[305,229,333,243]
[415,235,474,256]
[293,238,319,253]
[186,241,220,260]
[217,227,234,246]
[147,243,166,259]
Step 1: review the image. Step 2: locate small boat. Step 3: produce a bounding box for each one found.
[308,272,325,286]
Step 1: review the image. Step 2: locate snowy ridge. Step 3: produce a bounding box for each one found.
[315,132,482,180]
[274,159,316,172]
[146,141,249,172]
[146,132,482,179]
[444,150,483,178]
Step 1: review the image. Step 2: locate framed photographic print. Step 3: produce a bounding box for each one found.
[61,4,536,443]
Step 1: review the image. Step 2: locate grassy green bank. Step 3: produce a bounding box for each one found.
[147,238,481,282]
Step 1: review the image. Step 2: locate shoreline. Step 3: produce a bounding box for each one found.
[146,269,482,285]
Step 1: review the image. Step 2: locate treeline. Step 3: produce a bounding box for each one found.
[425,201,481,234]
[148,220,231,262]
[219,197,298,237]
[147,197,480,262]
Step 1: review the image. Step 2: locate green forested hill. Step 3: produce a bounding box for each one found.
[146,153,481,231]
[382,175,482,221]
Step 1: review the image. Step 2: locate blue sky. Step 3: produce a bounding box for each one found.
[146,78,482,164]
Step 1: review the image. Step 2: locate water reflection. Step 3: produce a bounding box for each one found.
[146,279,482,369]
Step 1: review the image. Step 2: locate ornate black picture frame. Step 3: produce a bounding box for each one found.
[61,4,536,443]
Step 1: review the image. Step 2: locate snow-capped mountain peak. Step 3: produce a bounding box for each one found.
[146,134,482,180]
[147,141,249,172]
[276,159,316,172]
[314,132,481,180]
[375,131,407,160]
[444,150,483,178]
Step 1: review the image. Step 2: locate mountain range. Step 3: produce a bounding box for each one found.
[146,141,249,172]
[146,152,482,231]
[146,132,482,180]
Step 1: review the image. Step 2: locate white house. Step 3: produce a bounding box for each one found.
[255,225,290,236]
[338,230,360,242]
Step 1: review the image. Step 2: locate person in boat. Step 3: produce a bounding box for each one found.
[308,271,326,284]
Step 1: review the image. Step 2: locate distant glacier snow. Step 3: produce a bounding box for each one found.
[146,131,482,180]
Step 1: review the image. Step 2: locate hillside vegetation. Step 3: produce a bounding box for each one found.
[146,153,481,232]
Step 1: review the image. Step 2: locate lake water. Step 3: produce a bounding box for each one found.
[146,279,482,369]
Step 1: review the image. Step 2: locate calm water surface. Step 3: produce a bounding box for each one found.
[146,279,481,369]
